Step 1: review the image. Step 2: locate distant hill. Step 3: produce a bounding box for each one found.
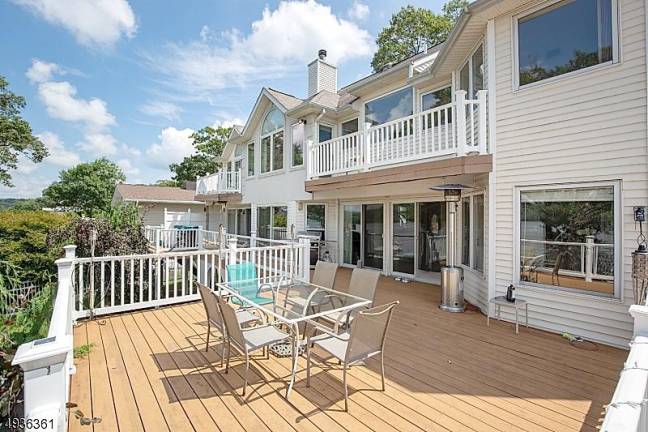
[0,198,47,210]
[0,198,26,209]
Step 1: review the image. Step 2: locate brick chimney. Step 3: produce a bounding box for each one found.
[308,49,337,97]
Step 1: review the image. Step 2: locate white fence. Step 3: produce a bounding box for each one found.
[144,225,203,252]
[195,169,241,195]
[601,305,648,431]
[12,239,310,431]
[308,90,487,179]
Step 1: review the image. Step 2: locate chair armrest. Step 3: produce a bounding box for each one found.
[308,325,348,341]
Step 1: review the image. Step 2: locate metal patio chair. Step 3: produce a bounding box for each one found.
[217,294,292,396]
[226,262,275,306]
[306,301,399,411]
[197,282,259,366]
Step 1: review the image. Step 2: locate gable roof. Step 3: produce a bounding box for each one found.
[266,88,303,110]
[114,184,204,204]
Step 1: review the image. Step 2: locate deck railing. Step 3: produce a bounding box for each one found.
[145,225,204,252]
[307,90,487,179]
[11,239,310,430]
[601,305,648,431]
[195,169,241,195]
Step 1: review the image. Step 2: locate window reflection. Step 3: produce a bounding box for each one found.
[364,87,413,127]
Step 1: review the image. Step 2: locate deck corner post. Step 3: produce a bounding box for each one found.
[227,237,238,266]
[630,304,648,337]
[477,89,488,154]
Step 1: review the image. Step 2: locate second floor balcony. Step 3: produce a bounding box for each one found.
[195,169,242,200]
[307,90,488,180]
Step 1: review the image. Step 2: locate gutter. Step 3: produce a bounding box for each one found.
[125,198,206,205]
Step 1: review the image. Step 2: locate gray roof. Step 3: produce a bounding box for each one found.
[266,88,304,110]
[115,184,203,203]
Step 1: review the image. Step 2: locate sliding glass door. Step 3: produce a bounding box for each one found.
[363,204,384,269]
[393,203,415,274]
[343,205,361,265]
[418,202,446,273]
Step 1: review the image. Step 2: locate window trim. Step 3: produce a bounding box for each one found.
[291,121,305,168]
[460,192,485,274]
[305,203,327,240]
[512,0,620,91]
[260,108,285,174]
[257,205,288,240]
[420,84,453,113]
[363,84,415,127]
[247,142,255,178]
[513,180,622,301]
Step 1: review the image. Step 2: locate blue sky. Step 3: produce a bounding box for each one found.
[0,0,445,198]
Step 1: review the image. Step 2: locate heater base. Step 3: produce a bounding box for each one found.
[439,304,465,313]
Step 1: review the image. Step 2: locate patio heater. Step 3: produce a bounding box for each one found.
[431,184,471,312]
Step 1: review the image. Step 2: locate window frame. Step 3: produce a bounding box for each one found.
[363,85,415,127]
[513,181,622,300]
[420,84,453,112]
[512,0,620,91]
[291,121,305,168]
[318,123,334,143]
[260,108,285,174]
[247,142,255,177]
[457,42,484,99]
[257,205,288,240]
[340,118,359,136]
[305,203,327,241]
[460,192,485,273]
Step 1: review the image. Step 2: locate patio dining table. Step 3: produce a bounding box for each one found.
[217,276,372,398]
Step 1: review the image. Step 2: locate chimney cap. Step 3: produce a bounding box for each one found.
[318,49,327,60]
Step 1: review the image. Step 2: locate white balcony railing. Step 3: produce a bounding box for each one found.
[308,90,487,179]
[195,169,241,195]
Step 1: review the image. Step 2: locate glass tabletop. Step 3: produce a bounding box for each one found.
[217,275,371,325]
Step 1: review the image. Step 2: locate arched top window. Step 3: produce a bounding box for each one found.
[262,108,284,135]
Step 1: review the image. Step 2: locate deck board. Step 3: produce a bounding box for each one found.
[68,269,626,432]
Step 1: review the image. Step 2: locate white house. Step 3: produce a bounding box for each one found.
[112,183,211,229]
[196,0,645,349]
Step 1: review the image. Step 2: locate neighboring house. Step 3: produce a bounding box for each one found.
[112,183,217,229]
[196,0,645,348]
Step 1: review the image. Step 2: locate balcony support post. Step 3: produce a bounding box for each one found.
[477,90,488,154]
[364,122,372,171]
[455,90,467,156]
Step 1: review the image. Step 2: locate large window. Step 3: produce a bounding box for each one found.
[257,206,287,240]
[459,45,484,98]
[422,86,452,127]
[518,184,617,297]
[260,108,284,173]
[341,118,358,136]
[247,142,254,176]
[227,208,251,236]
[461,194,484,272]
[364,87,413,127]
[517,0,615,86]
[319,124,333,143]
[306,204,326,240]
[292,122,304,167]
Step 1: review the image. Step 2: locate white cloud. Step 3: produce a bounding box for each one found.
[26,59,62,83]
[145,127,195,168]
[37,81,115,131]
[117,158,140,176]
[13,0,137,48]
[212,118,244,129]
[200,25,213,42]
[37,131,81,167]
[139,101,182,121]
[147,0,374,98]
[78,133,118,156]
[348,1,370,20]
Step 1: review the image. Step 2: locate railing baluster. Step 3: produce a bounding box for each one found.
[148,257,153,301]
[139,258,143,302]
[111,260,115,307]
[100,261,105,308]
[120,260,125,306]
[174,256,178,297]
[130,259,134,304]
[78,263,83,312]
[89,261,94,311]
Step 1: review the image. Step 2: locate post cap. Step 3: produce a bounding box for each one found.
[63,245,77,259]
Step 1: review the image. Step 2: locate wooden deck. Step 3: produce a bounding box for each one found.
[68,268,627,432]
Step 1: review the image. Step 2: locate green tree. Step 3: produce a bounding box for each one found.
[154,179,181,187]
[43,158,125,216]
[169,126,230,184]
[371,1,468,72]
[0,76,48,186]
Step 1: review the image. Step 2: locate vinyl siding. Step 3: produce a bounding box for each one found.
[492,0,647,347]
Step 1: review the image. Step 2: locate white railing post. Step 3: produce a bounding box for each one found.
[250,230,257,248]
[585,235,595,283]
[298,236,311,282]
[227,237,238,266]
[154,228,161,253]
[364,122,372,170]
[219,225,226,250]
[197,228,204,250]
[477,90,488,154]
[306,139,314,179]
[12,245,76,432]
[455,90,467,156]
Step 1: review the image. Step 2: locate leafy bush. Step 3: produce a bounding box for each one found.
[0,211,72,286]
